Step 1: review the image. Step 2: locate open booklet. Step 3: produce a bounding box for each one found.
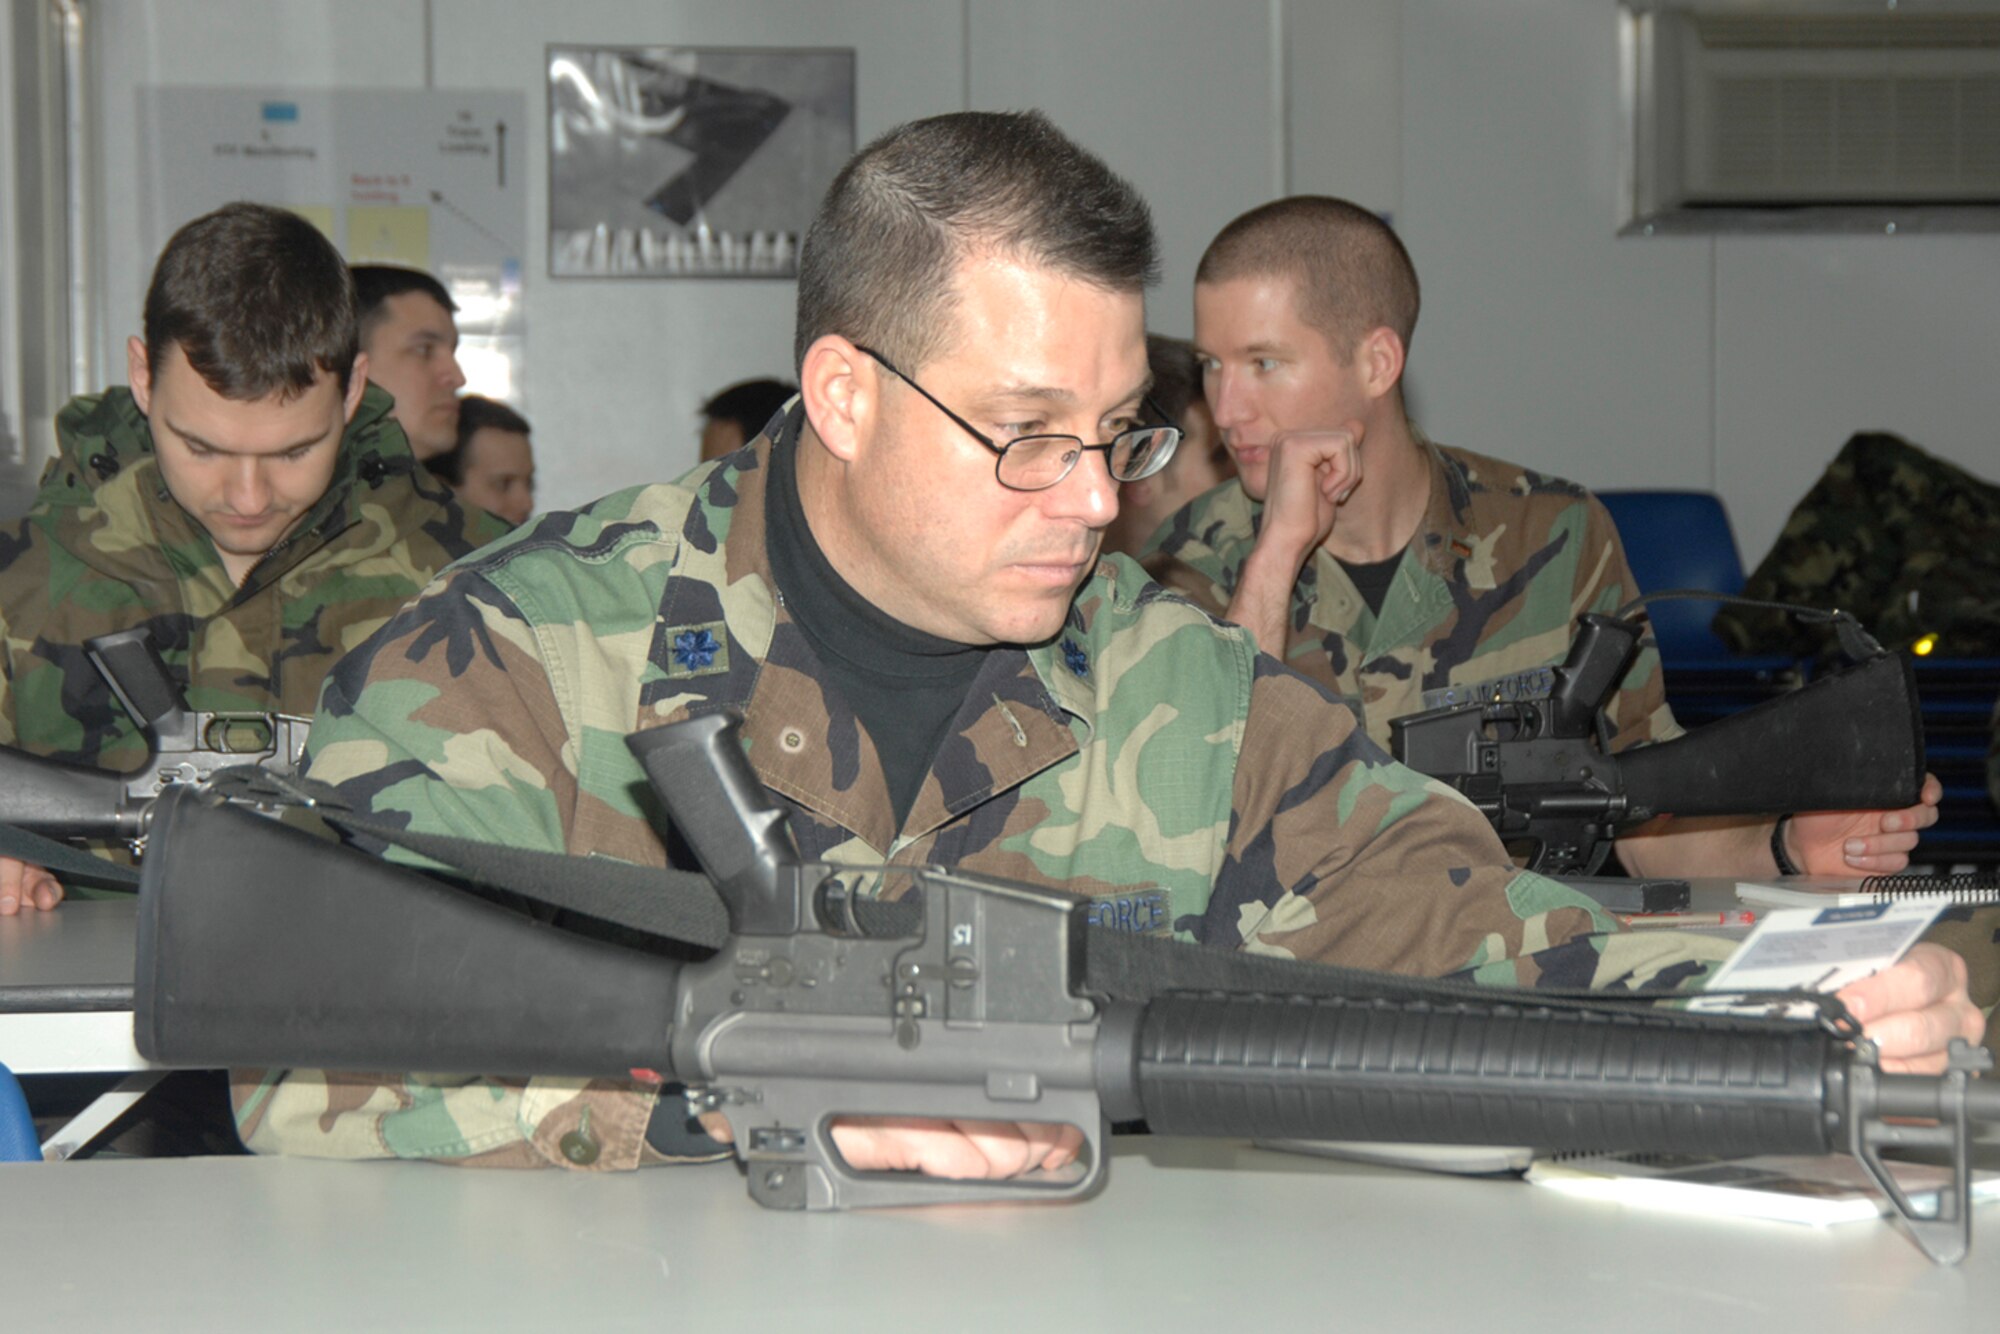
[1253,1142,2000,1228]
[1523,1152,2000,1227]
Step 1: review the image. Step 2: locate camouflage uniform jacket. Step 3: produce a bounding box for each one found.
[0,385,508,770]
[1712,432,2000,660]
[1142,439,1682,756]
[247,419,1722,1171]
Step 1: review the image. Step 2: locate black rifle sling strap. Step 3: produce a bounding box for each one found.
[0,789,1788,1017]
[305,804,1717,1014]
[0,822,140,889]
[319,805,733,950]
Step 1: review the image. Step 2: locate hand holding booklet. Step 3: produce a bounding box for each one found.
[1687,897,1946,1019]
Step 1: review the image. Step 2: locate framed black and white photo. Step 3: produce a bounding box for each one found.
[547,45,855,278]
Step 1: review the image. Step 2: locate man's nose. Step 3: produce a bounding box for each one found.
[226,459,271,515]
[1203,366,1245,427]
[442,350,467,390]
[1042,446,1120,527]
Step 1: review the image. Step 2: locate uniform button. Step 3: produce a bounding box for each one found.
[779,726,806,754]
[559,1129,600,1165]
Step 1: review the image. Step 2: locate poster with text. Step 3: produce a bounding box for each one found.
[139,87,527,403]
[548,46,854,278]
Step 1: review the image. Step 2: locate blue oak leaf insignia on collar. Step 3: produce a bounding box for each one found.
[1061,638,1089,678]
[665,622,729,677]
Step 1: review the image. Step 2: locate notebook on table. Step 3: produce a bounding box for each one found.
[1735,871,2000,910]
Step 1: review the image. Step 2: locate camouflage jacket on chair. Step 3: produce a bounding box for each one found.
[238,414,1725,1172]
[1713,432,2000,660]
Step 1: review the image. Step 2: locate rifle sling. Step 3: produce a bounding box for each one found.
[319,807,733,951]
[0,822,140,889]
[308,807,1717,1015]
[2,796,1793,1020]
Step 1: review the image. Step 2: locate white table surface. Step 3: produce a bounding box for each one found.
[2,1139,1996,1332]
[5,890,1995,1332]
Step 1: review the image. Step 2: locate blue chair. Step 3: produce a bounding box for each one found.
[1596,490,1758,663]
[0,1061,40,1162]
[1595,490,1801,728]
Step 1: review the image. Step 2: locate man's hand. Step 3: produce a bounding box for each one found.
[1256,426,1363,560]
[700,1110,1083,1179]
[1227,426,1363,660]
[829,1117,1084,1178]
[1786,772,1943,875]
[1837,941,1986,1075]
[0,856,62,915]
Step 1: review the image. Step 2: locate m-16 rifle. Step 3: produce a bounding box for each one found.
[0,627,309,864]
[124,713,1999,1264]
[1390,604,1925,875]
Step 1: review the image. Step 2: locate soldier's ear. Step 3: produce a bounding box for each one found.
[342,353,370,423]
[1355,326,1406,403]
[127,337,153,415]
[800,335,873,464]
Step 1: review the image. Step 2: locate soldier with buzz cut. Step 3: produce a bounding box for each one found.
[251,117,1979,1178]
[1144,195,1944,887]
[0,201,508,918]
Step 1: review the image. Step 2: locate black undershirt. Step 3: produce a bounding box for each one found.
[765,423,988,827]
[1339,550,1406,618]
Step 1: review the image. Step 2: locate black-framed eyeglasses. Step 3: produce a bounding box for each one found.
[857,346,1181,493]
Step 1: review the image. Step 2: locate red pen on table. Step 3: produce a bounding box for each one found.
[1615,910,1757,929]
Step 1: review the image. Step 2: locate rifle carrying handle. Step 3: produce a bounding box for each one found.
[85,628,190,735]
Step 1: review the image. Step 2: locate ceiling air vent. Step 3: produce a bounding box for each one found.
[1622,6,2000,233]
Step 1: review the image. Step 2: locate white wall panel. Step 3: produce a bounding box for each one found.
[1715,236,2000,562]
[1399,1,1715,520]
[1285,0,1402,216]
[967,0,1277,339]
[1,6,22,474]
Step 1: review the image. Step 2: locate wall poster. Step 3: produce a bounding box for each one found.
[138,87,527,403]
[548,45,855,279]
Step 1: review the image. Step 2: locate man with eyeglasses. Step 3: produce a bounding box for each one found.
[244,116,1976,1177]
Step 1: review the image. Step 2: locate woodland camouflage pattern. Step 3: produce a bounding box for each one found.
[1712,432,2000,660]
[1142,440,1682,756]
[0,385,508,770]
[239,415,1729,1171]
